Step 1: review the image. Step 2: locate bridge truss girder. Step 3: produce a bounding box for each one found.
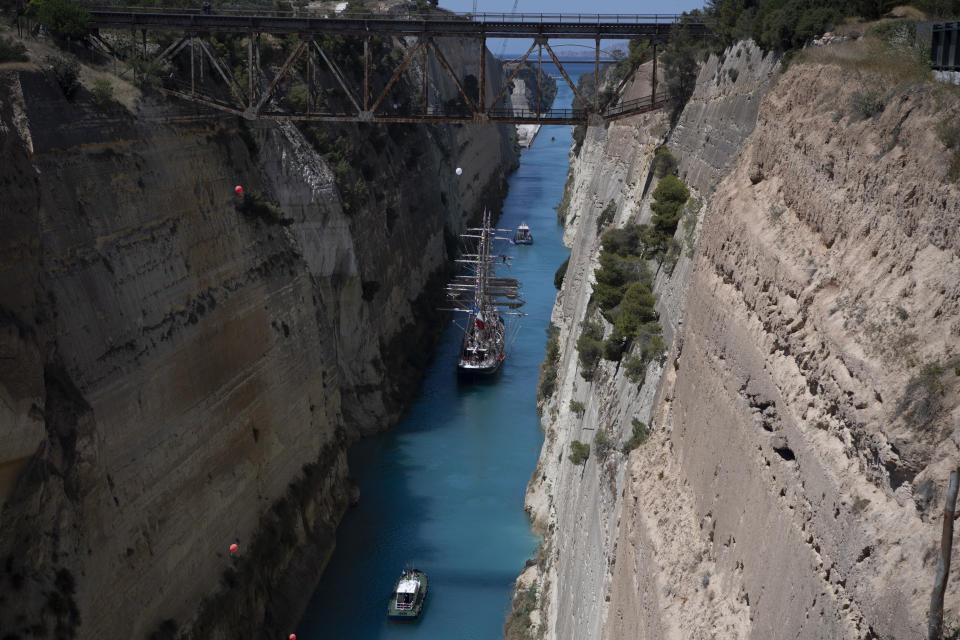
[101,26,667,125]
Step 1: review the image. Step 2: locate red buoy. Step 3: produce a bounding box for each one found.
[289,635,296,640]
[235,185,244,195]
[229,543,239,554]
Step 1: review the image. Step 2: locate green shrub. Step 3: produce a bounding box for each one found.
[568,440,590,465]
[0,36,28,63]
[554,256,569,290]
[538,324,560,401]
[592,236,652,317]
[237,192,289,226]
[621,324,665,386]
[624,355,647,384]
[576,321,604,381]
[635,323,666,364]
[569,400,585,417]
[284,83,310,112]
[602,329,627,362]
[504,583,538,640]
[614,282,658,339]
[44,55,79,98]
[596,201,616,233]
[594,429,614,461]
[91,78,113,107]
[706,0,888,53]
[849,89,886,121]
[30,0,90,40]
[651,147,678,178]
[868,19,918,47]
[646,174,690,258]
[128,55,163,92]
[622,418,650,453]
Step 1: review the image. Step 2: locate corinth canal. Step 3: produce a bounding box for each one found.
[296,64,590,639]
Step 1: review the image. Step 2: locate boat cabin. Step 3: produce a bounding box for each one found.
[395,578,420,610]
[513,222,533,245]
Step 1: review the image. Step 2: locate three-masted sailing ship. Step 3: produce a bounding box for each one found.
[441,210,525,375]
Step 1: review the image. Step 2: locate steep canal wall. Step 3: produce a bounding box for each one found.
[0,33,517,639]
[521,37,960,640]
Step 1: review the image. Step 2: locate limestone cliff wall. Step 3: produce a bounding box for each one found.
[517,38,959,640]
[0,33,516,639]
[638,58,960,639]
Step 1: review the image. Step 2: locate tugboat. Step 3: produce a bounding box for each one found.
[387,568,428,622]
[441,210,526,376]
[513,222,533,245]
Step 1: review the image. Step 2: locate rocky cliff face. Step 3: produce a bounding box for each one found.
[520,38,960,640]
[0,33,517,639]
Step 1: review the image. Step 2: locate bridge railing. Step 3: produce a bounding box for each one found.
[86,5,701,25]
[488,106,588,120]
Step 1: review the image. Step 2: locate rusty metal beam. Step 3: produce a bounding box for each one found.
[536,43,541,120]
[486,40,536,116]
[478,37,485,111]
[156,34,188,63]
[197,38,247,109]
[190,36,195,95]
[651,42,657,104]
[363,36,369,111]
[160,87,246,117]
[305,38,312,115]
[313,40,362,115]
[543,42,591,113]
[248,32,254,107]
[601,39,652,114]
[427,38,476,115]
[594,38,599,111]
[422,42,428,115]
[370,38,423,114]
[256,39,307,114]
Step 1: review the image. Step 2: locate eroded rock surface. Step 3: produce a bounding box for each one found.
[0,37,517,638]
[519,41,960,640]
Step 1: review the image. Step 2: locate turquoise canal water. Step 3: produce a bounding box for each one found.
[297,64,591,640]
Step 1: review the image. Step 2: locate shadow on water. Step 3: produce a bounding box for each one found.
[297,62,592,640]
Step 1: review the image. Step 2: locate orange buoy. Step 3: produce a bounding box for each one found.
[235,185,244,195]
[229,543,239,554]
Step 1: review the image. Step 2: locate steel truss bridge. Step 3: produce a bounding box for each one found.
[86,8,710,125]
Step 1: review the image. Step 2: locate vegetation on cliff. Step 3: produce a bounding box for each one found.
[0,35,28,62]
[26,0,89,40]
[568,440,590,465]
[538,323,561,402]
[705,0,960,53]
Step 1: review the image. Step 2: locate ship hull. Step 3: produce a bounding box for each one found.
[457,354,505,376]
[387,570,428,622]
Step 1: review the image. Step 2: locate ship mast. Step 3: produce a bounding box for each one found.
[439,210,526,317]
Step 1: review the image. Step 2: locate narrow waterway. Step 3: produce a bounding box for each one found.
[298,64,589,639]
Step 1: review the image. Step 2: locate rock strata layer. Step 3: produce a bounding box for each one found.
[519,40,960,640]
[0,35,517,639]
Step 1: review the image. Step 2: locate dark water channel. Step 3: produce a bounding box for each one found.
[297,64,590,640]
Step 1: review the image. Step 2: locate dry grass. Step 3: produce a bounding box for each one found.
[797,36,930,86]
[888,4,928,20]
[0,24,140,110]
